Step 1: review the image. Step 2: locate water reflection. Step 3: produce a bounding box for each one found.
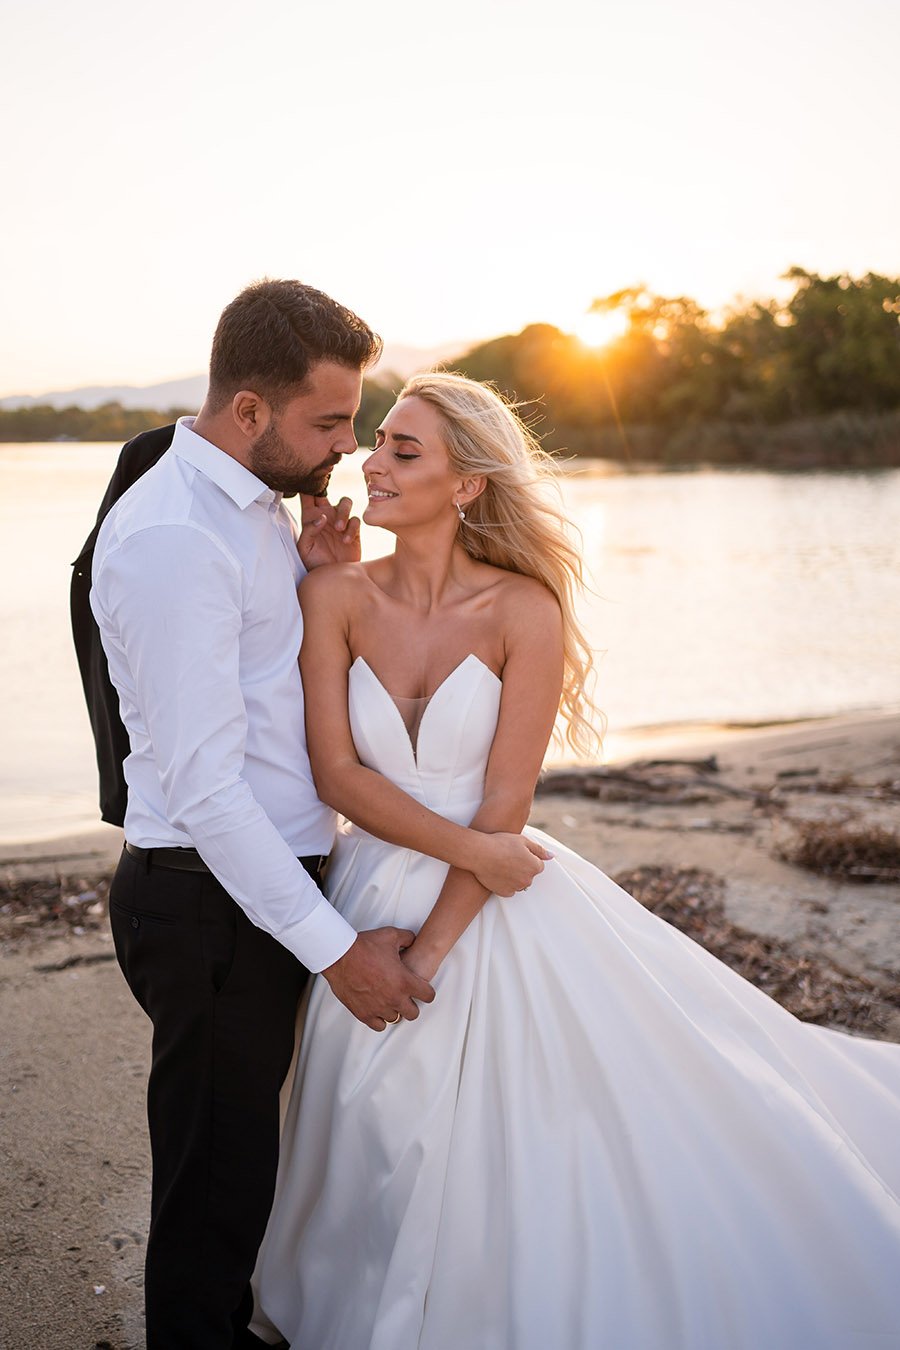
[1,444,899,842]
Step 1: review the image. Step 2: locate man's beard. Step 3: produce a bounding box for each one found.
[248,423,339,497]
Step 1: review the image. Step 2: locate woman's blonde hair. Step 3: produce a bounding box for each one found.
[399,371,605,758]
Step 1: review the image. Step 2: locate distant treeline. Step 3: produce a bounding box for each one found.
[0,382,390,447]
[0,403,193,444]
[361,266,900,468]
[5,267,900,468]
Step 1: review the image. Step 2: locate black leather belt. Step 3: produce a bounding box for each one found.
[125,842,326,877]
[125,842,212,872]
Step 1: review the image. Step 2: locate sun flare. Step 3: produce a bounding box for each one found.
[572,308,630,350]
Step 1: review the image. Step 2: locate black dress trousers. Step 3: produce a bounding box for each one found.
[109,846,317,1349]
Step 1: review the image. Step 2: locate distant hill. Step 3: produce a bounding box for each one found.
[0,340,468,412]
[369,340,467,384]
[0,375,207,413]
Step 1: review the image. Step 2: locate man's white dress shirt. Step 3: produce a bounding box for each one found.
[90,416,357,973]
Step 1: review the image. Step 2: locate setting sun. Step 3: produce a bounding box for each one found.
[572,307,631,350]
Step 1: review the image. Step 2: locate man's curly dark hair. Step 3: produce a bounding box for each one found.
[207,278,382,412]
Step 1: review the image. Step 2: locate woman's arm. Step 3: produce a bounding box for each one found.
[299,567,550,896]
[402,582,565,981]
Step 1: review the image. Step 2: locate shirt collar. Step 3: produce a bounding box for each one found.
[171,416,279,510]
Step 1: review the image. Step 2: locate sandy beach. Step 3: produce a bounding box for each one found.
[1,709,898,1350]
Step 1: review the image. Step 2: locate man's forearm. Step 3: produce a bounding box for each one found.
[170,778,357,972]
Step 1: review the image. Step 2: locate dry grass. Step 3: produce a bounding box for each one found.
[616,865,900,1039]
[0,875,111,948]
[4,866,899,1038]
[774,818,900,882]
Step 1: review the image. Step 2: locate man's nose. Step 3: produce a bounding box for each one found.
[336,426,360,456]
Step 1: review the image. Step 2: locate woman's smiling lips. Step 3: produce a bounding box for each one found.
[366,486,399,501]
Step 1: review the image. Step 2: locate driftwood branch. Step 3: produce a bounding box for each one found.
[536,756,762,805]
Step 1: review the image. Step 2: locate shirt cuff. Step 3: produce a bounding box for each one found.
[277,896,357,973]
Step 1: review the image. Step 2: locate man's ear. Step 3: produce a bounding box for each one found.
[457,475,487,508]
[232,390,271,440]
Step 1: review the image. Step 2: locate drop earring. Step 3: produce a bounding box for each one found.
[454,501,466,522]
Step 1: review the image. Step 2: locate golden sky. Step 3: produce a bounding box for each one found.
[2,0,898,394]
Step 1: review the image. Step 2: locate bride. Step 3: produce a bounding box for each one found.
[254,372,900,1349]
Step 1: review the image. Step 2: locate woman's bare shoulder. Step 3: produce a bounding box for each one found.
[468,565,562,657]
[489,568,561,620]
[298,561,371,608]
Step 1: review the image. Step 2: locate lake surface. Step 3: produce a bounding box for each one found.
[2,443,899,844]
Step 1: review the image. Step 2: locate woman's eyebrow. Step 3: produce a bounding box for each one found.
[376,429,423,446]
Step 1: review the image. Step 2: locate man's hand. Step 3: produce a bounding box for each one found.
[321,927,435,1030]
[471,833,552,896]
[298,494,362,570]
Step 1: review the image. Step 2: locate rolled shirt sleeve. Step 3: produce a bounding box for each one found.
[93,523,356,973]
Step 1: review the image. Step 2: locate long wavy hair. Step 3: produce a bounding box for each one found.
[398,371,605,758]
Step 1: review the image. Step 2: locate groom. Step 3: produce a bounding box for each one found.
[89,280,438,1349]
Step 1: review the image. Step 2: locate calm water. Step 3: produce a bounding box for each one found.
[2,443,899,844]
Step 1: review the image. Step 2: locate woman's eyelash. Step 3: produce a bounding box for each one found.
[395,452,419,461]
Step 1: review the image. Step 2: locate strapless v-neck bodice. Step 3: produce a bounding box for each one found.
[348,654,502,822]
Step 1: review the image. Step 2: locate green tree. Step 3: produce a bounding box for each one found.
[778,268,900,415]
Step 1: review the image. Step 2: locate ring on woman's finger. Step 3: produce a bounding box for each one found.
[384,1011,402,1025]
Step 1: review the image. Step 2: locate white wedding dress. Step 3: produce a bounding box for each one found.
[254,654,900,1349]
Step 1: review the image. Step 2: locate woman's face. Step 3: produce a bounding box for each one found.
[363,396,462,530]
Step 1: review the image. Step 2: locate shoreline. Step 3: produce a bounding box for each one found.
[3,705,899,881]
[1,706,898,1348]
[5,412,900,473]
[599,702,900,765]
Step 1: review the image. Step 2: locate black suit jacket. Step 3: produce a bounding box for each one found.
[70,423,176,825]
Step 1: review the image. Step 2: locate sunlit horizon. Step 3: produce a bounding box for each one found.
[0,263,861,399]
[3,0,898,398]
[0,269,847,399]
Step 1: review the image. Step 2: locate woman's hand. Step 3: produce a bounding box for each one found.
[401,937,441,984]
[298,494,362,569]
[470,832,553,896]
